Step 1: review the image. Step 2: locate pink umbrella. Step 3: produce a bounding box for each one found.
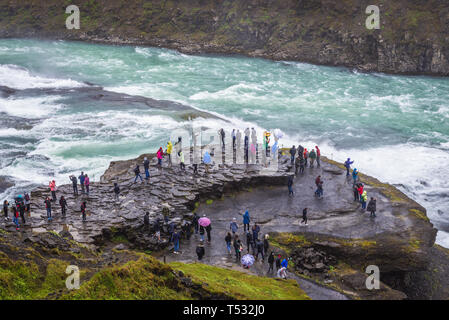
[198,217,211,227]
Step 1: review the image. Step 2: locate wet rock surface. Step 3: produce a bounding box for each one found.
[0,149,441,299]
[2,151,291,251]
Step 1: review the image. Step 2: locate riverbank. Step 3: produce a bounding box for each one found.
[1,0,449,76]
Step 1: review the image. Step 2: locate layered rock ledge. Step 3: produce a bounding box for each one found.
[2,149,445,299]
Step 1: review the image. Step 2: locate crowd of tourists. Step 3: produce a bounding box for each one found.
[1,127,377,280]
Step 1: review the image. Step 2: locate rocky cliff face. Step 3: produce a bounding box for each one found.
[1,0,448,75]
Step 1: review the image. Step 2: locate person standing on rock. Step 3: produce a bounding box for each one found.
[268,252,275,274]
[84,174,90,195]
[143,157,150,180]
[289,145,296,165]
[24,192,31,215]
[3,200,9,221]
[18,200,26,225]
[79,172,85,194]
[44,197,52,221]
[168,221,175,242]
[352,168,359,185]
[205,223,212,243]
[113,183,120,201]
[315,146,321,167]
[59,196,68,218]
[309,149,317,168]
[49,180,57,202]
[193,212,199,234]
[244,127,250,163]
[315,175,322,188]
[357,183,364,203]
[157,147,164,168]
[81,201,87,222]
[361,191,368,210]
[134,164,143,183]
[243,210,250,232]
[196,242,205,261]
[179,151,185,171]
[166,141,173,167]
[236,129,242,156]
[233,235,242,262]
[295,156,301,175]
[230,217,238,236]
[12,206,19,230]
[315,180,324,199]
[303,148,309,167]
[70,175,78,196]
[353,184,360,202]
[301,208,308,225]
[344,158,354,176]
[297,145,304,158]
[225,232,233,255]
[246,230,254,254]
[252,223,260,243]
[219,128,225,150]
[367,197,377,218]
[153,218,161,242]
[299,156,305,174]
[172,229,181,254]
[255,238,265,262]
[263,234,270,255]
[288,175,294,196]
[199,225,205,242]
[232,129,236,150]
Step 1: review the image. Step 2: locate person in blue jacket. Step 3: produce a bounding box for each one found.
[252,223,260,242]
[281,258,288,269]
[230,218,238,235]
[344,158,354,176]
[172,229,180,254]
[352,168,359,185]
[243,210,250,232]
[78,172,85,194]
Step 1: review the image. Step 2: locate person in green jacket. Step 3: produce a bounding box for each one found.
[361,191,368,210]
[179,151,185,171]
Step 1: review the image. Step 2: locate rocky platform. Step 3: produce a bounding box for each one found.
[3,151,292,249]
[1,149,445,299]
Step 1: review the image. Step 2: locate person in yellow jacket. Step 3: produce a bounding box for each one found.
[179,151,185,171]
[361,190,368,210]
[166,141,173,167]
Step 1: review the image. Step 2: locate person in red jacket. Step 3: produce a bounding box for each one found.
[357,184,364,203]
[303,148,309,167]
[315,175,322,187]
[49,180,56,202]
[315,146,321,167]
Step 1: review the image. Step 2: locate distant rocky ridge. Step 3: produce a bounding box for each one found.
[1,0,449,75]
